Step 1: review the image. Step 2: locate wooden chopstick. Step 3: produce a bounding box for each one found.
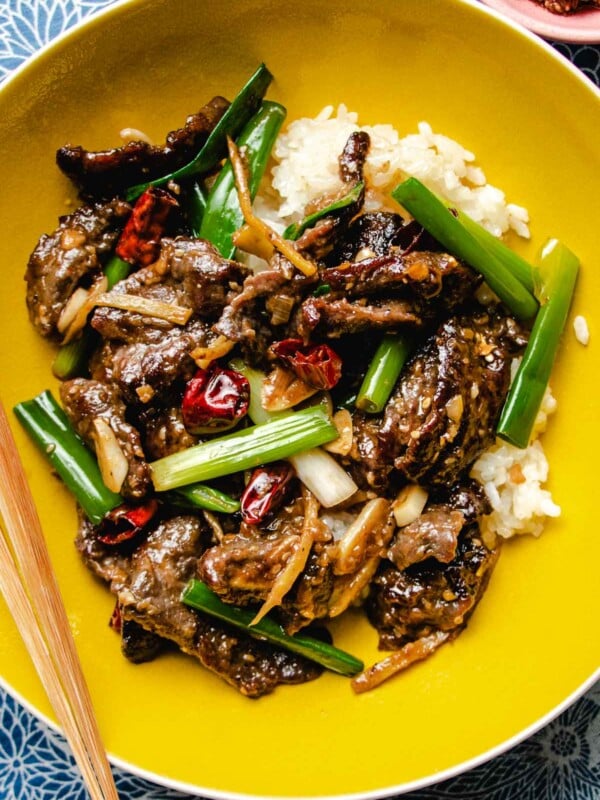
[0,401,119,800]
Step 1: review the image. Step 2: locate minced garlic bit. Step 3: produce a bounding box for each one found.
[573,315,590,346]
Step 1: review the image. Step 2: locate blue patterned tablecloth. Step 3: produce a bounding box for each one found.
[0,1,598,798]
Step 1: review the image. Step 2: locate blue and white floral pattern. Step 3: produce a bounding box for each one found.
[0,1,598,797]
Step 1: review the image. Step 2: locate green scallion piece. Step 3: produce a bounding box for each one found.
[182,580,363,676]
[187,182,208,237]
[171,483,240,514]
[125,63,273,201]
[149,405,338,491]
[283,181,364,241]
[454,208,536,294]
[199,101,286,258]
[496,239,579,448]
[391,178,538,320]
[355,334,412,414]
[13,390,122,524]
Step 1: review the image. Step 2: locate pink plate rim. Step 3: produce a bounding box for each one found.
[481,0,600,42]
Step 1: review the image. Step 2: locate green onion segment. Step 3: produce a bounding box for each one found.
[13,391,122,524]
[199,101,286,258]
[182,579,363,676]
[392,178,538,320]
[497,239,579,448]
[150,406,338,491]
[356,334,412,414]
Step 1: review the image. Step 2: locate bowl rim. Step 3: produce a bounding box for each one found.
[0,0,598,797]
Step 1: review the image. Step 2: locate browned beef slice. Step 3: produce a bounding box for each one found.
[301,297,422,337]
[379,312,527,485]
[348,412,393,491]
[330,213,428,263]
[388,506,465,571]
[137,405,198,460]
[198,498,305,606]
[77,514,321,696]
[199,529,300,606]
[92,237,248,343]
[56,96,230,199]
[107,319,211,404]
[60,378,151,499]
[120,618,167,664]
[280,539,336,634]
[25,199,131,339]
[299,251,479,337]
[367,526,500,649]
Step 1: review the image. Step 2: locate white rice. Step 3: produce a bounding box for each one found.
[261,104,530,238]
[471,374,560,543]
[573,314,590,345]
[255,106,558,541]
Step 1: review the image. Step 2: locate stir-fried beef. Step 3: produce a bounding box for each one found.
[299,251,479,338]
[367,526,500,649]
[120,617,168,664]
[330,213,428,263]
[281,539,336,633]
[92,236,248,341]
[105,319,213,405]
[387,481,490,571]
[379,312,527,485]
[198,499,305,606]
[56,96,230,200]
[388,506,465,571]
[338,131,370,184]
[137,405,198,460]
[23,107,539,695]
[60,378,151,499]
[77,513,321,696]
[25,199,130,339]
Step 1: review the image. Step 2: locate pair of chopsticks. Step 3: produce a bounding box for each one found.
[0,401,119,799]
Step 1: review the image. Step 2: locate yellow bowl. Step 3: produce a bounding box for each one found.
[0,0,598,797]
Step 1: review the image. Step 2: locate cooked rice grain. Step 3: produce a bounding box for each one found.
[266,105,530,238]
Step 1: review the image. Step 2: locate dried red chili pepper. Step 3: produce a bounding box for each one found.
[116,187,178,267]
[182,365,250,434]
[271,338,343,390]
[97,498,158,546]
[240,462,295,525]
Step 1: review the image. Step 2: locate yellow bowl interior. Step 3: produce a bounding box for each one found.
[0,0,598,797]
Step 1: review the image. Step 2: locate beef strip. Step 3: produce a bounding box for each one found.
[25,199,130,339]
[90,236,246,402]
[92,236,248,341]
[105,319,213,405]
[379,311,527,485]
[60,378,151,499]
[387,480,492,571]
[56,96,230,199]
[388,506,465,571]
[367,525,500,649]
[120,617,167,664]
[329,213,430,263]
[77,513,321,696]
[198,498,306,606]
[299,251,479,337]
[137,405,198,460]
